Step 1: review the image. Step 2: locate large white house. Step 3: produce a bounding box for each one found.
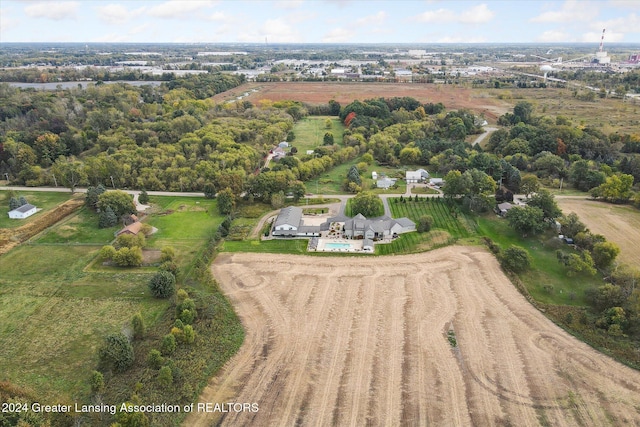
[8,204,37,219]
[343,213,415,240]
[406,169,430,183]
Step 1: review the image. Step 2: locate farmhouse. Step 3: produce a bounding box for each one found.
[272,206,321,237]
[7,203,37,219]
[406,169,430,183]
[376,177,396,189]
[343,213,416,240]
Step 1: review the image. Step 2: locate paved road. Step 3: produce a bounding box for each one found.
[0,185,205,198]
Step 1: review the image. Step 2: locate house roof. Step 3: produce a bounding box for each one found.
[11,203,36,213]
[117,221,143,236]
[395,218,416,228]
[274,206,303,228]
[497,202,514,211]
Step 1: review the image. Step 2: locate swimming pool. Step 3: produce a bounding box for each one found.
[324,242,351,250]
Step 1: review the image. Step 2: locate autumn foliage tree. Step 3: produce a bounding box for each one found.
[344,112,356,127]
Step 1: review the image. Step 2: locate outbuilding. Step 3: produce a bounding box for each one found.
[8,204,37,219]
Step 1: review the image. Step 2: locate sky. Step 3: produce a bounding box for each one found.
[1,0,639,44]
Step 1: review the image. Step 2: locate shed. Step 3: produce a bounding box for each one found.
[376,177,396,189]
[429,178,444,186]
[372,171,378,180]
[8,204,37,219]
[278,141,289,148]
[496,202,514,217]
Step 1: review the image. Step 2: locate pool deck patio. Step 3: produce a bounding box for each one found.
[315,238,364,253]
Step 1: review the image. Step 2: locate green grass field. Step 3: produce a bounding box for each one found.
[0,244,167,402]
[35,206,119,244]
[390,197,476,238]
[0,191,74,229]
[0,194,227,405]
[292,116,345,156]
[476,214,601,306]
[222,238,309,254]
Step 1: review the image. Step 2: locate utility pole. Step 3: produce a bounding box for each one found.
[110,175,115,188]
[52,174,58,187]
[3,173,8,181]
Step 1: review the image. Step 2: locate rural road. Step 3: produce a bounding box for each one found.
[473,126,498,146]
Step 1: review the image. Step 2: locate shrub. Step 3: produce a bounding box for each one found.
[114,233,145,249]
[138,190,149,205]
[500,245,532,273]
[131,313,145,340]
[98,333,134,373]
[160,246,176,262]
[90,370,104,393]
[98,206,118,228]
[99,245,116,261]
[158,366,173,388]
[160,334,176,355]
[113,246,143,267]
[147,349,164,369]
[183,324,196,344]
[159,260,179,277]
[148,271,175,298]
[417,215,434,233]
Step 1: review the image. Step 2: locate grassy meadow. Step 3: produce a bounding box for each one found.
[292,116,345,156]
[0,192,227,406]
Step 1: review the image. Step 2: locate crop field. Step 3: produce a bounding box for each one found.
[186,247,640,427]
[212,82,511,121]
[557,198,640,266]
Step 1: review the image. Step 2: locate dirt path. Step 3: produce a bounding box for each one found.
[185,246,640,426]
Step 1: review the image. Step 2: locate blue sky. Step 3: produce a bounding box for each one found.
[1,1,639,44]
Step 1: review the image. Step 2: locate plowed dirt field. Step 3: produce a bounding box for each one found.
[185,246,640,426]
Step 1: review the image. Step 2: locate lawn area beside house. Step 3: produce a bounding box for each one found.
[0,190,74,229]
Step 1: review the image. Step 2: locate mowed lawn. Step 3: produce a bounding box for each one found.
[292,116,345,156]
[0,195,223,403]
[0,190,74,229]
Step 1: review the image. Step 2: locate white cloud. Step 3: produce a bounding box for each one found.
[96,4,145,25]
[0,8,18,33]
[207,11,228,21]
[609,0,640,9]
[148,0,217,19]
[531,0,599,23]
[581,30,624,43]
[459,4,494,24]
[437,35,487,43]
[413,3,493,24]
[536,30,572,42]
[24,1,79,20]
[591,13,640,33]
[355,11,386,26]
[322,27,354,43]
[274,0,304,9]
[413,8,455,23]
[260,18,303,43]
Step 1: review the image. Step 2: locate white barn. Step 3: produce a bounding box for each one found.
[406,169,430,183]
[8,204,37,219]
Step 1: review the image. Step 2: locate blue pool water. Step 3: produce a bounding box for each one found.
[325,243,351,250]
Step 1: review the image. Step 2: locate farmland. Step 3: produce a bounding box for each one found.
[389,197,476,238]
[186,248,640,427]
[213,82,511,121]
[557,198,640,266]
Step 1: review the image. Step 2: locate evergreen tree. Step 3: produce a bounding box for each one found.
[138,189,149,205]
[99,206,118,228]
